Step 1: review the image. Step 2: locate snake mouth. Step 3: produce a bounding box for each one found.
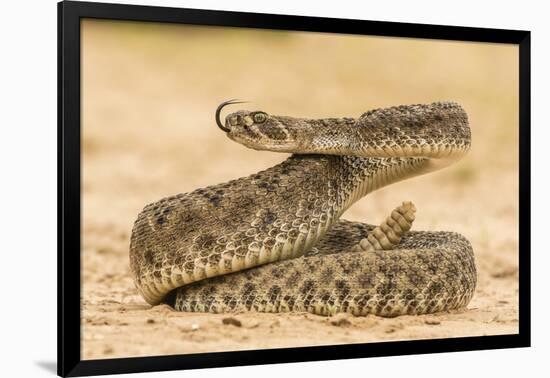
[215,99,247,132]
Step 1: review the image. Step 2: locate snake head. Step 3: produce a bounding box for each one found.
[216,101,315,152]
[228,111,316,152]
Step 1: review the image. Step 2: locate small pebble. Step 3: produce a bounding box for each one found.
[146,318,155,324]
[330,314,352,327]
[424,320,441,325]
[222,317,242,327]
[245,320,260,329]
[269,319,281,328]
[191,323,200,331]
[103,347,114,354]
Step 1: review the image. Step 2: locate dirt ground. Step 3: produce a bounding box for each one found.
[80,20,519,360]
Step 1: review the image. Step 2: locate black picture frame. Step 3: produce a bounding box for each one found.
[58,1,531,376]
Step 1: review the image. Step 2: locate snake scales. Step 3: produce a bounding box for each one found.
[129,101,476,317]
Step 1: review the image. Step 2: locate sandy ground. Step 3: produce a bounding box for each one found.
[80,20,519,360]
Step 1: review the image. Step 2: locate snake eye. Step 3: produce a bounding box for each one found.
[253,112,267,123]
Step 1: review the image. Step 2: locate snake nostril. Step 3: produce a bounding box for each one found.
[228,116,241,127]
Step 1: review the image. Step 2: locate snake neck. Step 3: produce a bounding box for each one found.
[320,155,434,217]
[311,102,470,160]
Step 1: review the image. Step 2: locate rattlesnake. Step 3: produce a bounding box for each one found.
[129,101,476,317]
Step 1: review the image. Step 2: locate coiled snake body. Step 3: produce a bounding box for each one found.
[129,101,476,317]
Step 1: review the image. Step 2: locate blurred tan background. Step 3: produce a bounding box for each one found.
[81,19,519,360]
